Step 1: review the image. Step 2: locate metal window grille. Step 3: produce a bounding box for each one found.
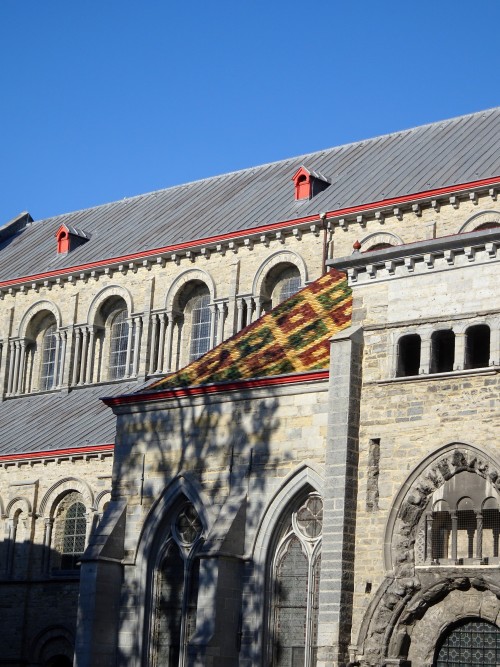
[40,324,58,390]
[61,501,86,570]
[435,620,500,666]
[189,294,211,362]
[109,310,131,379]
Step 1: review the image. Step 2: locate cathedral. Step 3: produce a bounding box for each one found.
[1,108,499,667]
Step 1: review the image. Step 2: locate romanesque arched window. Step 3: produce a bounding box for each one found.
[40,323,59,390]
[268,492,322,667]
[16,310,63,394]
[430,329,455,373]
[189,293,211,362]
[153,502,203,665]
[173,281,212,368]
[109,309,130,379]
[261,264,302,313]
[465,324,490,369]
[396,333,421,377]
[52,491,87,571]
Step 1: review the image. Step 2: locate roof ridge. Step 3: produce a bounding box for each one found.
[30,107,500,226]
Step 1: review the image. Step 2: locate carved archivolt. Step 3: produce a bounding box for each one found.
[359,232,404,252]
[39,476,94,518]
[252,250,308,298]
[358,444,500,665]
[18,300,62,338]
[165,268,216,311]
[87,284,134,324]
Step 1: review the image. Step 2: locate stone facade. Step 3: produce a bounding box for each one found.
[0,112,499,667]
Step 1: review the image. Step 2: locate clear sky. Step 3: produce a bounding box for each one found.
[1,0,499,225]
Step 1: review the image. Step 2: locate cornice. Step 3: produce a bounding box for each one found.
[0,443,114,468]
[329,227,500,285]
[103,369,330,409]
[0,176,498,298]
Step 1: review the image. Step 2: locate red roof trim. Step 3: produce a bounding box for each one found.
[104,369,330,407]
[1,175,499,290]
[0,443,114,463]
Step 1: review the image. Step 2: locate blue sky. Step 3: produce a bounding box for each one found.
[1,0,499,225]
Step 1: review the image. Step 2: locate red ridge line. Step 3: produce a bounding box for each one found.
[1,176,499,290]
[0,443,114,462]
[104,370,330,406]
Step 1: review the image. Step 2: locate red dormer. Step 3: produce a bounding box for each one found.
[292,166,330,201]
[56,224,89,254]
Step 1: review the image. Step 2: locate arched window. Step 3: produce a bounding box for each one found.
[153,502,203,665]
[189,293,211,362]
[261,264,302,313]
[465,324,490,369]
[109,309,130,379]
[40,324,59,390]
[52,491,87,571]
[396,334,421,377]
[435,619,500,666]
[268,492,322,667]
[430,330,455,374]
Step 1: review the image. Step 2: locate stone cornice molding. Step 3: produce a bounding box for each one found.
[328,227,500,284]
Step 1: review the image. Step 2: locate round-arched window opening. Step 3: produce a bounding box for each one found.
[434,619,500,666]
[364,242,394,252]
[474,222,500,232]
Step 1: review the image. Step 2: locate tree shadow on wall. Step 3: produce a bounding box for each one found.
[100,385,289,665]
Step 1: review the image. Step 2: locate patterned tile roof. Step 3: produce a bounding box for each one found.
[147,269,352,391]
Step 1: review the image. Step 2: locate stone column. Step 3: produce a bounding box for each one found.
[236,298,244,332]
[156,313,167,373]
[454,332,465,370]
[420,335,431,374]
[72,328,82,385]
[7,340,15,395]
[209,304,217,348]
[132,317,142,376]
[490,323,500,366]
[85,327,96,384]
[253,296,263,322]
[317,325,363,667]
[244,297,253,327]
[426,512,434,562]
[216,302,226,345]
[58,331,67,387]
[124,319,134,377]
[164,311,176,372]
[42,518,54,574]
[476,512,483,560]
[149,314,159,375]
[12,340,21,394]
[17,340,26,394]
[79,327,89,385]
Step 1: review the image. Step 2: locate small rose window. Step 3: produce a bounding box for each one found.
[175,503,202,544]
[295,494,323,539]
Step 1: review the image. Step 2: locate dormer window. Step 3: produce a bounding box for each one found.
[55,224,89,254]
[291,166,329,201]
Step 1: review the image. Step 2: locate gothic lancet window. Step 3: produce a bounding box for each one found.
[153,502,203,666]
[269,492,323,667]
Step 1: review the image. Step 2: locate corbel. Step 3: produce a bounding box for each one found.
[347,268,358,283]
[171,253,181,265]
[260,234,270,247]
[449,195,459,209]
[412,203,422,217]
[424,253,434,269]
[464,246,475,262]
[366,264,376,279]
[489,187,497,201]
[156,256,166,268]
[393,207,403,220]
[384,260,395,275]
[338,218,348,230]
[309,223,320,236]
[228,241,238,254]
[375,211,385,224]
[469,192,478,205]
[142,259,152,271]
[444,250,455,265]
[185,251,195,263]
[117,265,127,276]
[431,199,440,212]
[43,280,52,291]
[19,285,26,294]
[292,228,302,240]
[201,247,211,259]
[244,238,253,250]
[485,242,497,259]
[128,262,138,273]
[356,214,366,228]
[404,257,415,273]
[90,271,99,281]
[216,243,227,256]
[31,282,39,292]
[275,231,285,244]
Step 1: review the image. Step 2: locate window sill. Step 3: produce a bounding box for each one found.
[375,365,499,385]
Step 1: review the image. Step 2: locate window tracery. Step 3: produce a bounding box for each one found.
[152,501,203,666]
[269,492,323,667]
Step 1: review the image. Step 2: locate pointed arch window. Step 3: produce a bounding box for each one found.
[153,502,203,665]
[269,492,322,667]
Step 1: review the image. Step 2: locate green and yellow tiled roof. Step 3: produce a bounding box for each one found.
[148,269,351,390]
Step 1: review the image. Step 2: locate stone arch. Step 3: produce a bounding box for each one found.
[251,461,324,561]
[359,231,404,252]
[129,473,212,665]
[356,442,500,666]
[38,477,94,518]
[6,495,32,518]
[459,209,500,233]
[94,489,111,513]
[251,250,308,298]
[18,300,62,338]
[29,624,74,665]
[87,284,134,325]
[165,268,216,311]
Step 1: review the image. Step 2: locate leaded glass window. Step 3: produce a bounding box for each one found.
[435,619,500,666]
[278,269,301,304]
[61,501,86,570]
[189,294,211,362]
[153,502,203,666]
[270,492,323,667]
[109,309,132,379]
[40,324,59,390]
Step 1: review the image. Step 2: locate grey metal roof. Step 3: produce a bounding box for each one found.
[1,108,500,282]
[0,381,137,456]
